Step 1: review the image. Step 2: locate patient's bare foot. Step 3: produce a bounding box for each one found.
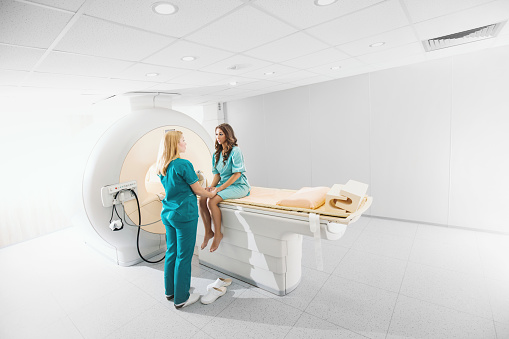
[201,231,214,250]
[209,233,223,252]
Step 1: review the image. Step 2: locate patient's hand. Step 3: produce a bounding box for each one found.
[208,187,217,198]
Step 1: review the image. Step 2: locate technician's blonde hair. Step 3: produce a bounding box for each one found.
[156,130,183,176]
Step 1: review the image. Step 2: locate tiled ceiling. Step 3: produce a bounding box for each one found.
[1,0,509,108]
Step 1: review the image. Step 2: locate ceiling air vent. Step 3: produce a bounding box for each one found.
[422,21,506,52]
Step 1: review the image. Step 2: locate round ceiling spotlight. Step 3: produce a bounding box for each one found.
[181,56,196,61]
[330,66,341,70]
[152,2,179,15]
[264,71,275,75]
[370,42,385,47]
[314,0,339,6]
[145,73,159,77]
[229,81,238,86]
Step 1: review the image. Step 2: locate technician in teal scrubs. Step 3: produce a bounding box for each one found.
[156,130,217,309]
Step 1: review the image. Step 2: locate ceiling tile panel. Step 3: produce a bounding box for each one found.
[254,0,386,29]
[54,16,176,61]
[116,63,191,82]
[306,0,409,46]
[207,76,257,87]
[186,6,297,52]
[174,86,228,96]
[23,72,159,92]
[240,64,298,79]
[493,32,509,48]
[145,83,202,92]
[364,53,427,74]
[199,55,272,75]
[0,0,73,48]
[244,32,330,63]
[356,42,424,64]
[96,78,161,93]
[290,75,335,87]
[21,72,117,90]
[165,71,231,86]
[0,70,29,86]
[403,0,496,24]
[84,0,243,38]
[250,83,298,95]
[268,69,320,83]
[144,40,234,69]
[338,26,418,56]
[232,80,281,91]
[36,51,134,77]
[280,47,351,69]
[29,0,87,12]
[0,45,46,71]
[413,0,509,40]
[209,87,257,96]
[308,58,365,75]
[0,85,19,97]
[234,80,282,91]
[2,0,507,106]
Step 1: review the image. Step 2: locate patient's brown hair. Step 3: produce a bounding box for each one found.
[214,123,238,167]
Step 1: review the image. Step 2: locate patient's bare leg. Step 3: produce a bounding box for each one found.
[208,195,224,252]
[199,196,214,250]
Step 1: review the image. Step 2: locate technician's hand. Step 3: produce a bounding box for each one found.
[208,187,217,198]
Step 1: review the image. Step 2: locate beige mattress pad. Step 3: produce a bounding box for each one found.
[220,186,371,222]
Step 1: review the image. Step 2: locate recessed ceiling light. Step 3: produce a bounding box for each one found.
[181,56,196,61]
[229,81,238,86]
[152,2,178,15]
[330,66,341,70]
[370,42,385,47]
[314,0,339,6]
[264,71,275,75]
[145,73,159,77]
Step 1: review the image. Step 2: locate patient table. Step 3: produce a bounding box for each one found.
[197,187,372,295]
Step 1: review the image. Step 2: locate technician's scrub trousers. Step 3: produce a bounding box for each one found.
[164,219,198,305]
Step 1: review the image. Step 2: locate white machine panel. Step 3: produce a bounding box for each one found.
[100,181,138,207]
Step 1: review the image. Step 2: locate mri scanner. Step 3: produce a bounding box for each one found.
[82,94,372,296]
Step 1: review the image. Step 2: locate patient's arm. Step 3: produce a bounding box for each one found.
[209,174,221,190]
[190,182,217,198]
[217,172,241,192]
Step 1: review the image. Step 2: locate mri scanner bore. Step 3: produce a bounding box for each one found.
[83,107,214,267]
[82,105,373,296]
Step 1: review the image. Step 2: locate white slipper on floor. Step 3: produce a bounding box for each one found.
[175,293,201,309]
[201,287,227,304]
[207,277,232,291]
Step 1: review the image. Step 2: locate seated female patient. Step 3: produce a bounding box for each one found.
[199,123,251,252]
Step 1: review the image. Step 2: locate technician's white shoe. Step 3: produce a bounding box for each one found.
[174,293,200,309]
[207,278,232,291]
[201,287,227,304]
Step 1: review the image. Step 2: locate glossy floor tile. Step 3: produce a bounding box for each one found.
[1,216,507,339]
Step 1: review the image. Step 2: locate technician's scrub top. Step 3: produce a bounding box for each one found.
[159,158,199,223]
[213,146,250,188]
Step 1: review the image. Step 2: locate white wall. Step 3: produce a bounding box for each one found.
[226,45,509,234]
[0,96,132,247]
[370,59,452,225]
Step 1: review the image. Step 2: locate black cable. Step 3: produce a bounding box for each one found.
[122,206,161,227]
[113,189,162,227]
[130,189,165,264]
[110,191,123,231]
